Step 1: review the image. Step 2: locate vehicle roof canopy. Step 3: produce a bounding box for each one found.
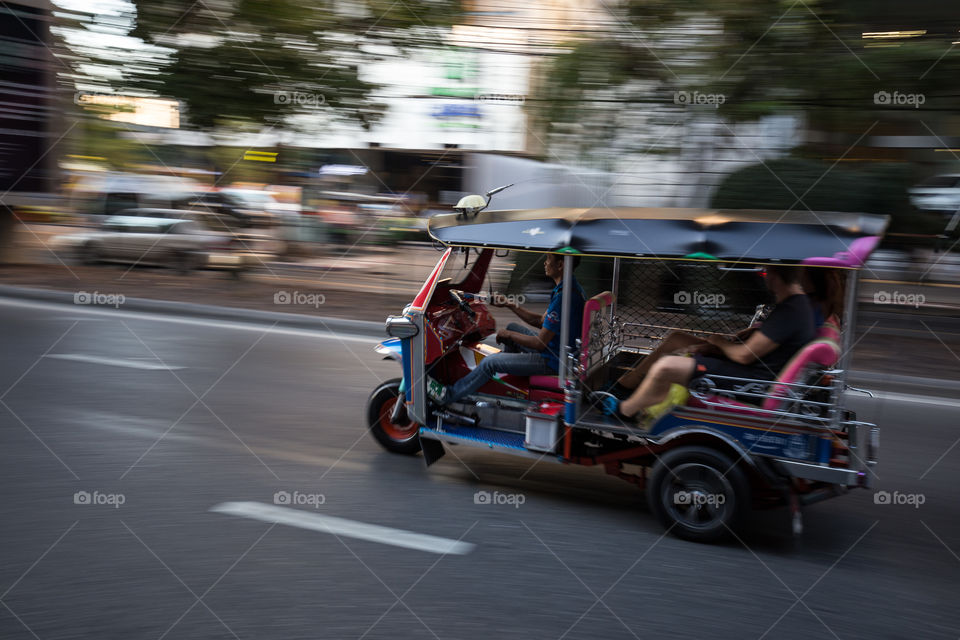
[427,207,890,268]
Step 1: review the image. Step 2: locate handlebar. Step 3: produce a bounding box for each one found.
[449,289,477,320]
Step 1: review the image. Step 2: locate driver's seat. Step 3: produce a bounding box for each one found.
[529,291,615,393]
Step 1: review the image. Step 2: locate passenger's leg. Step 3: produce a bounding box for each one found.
[617,332,706,390]
[619,355,696,417]
[445,352,552,404]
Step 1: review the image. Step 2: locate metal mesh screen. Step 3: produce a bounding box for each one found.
[610,260,774,352]
[494,251,776,355]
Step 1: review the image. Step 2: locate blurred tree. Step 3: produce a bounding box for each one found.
[104,0,460,130]
[710,159,947,245]
[540,0,960,153]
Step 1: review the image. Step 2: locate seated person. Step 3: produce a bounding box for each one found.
[613,265,837,394]
[804,267,844,327]
[606,265,815,421]
[435,253,585,405]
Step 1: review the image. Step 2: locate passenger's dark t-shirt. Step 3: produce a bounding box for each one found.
[755,293,816,373]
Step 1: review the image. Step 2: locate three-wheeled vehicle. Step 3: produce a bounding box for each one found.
[366,189,886,542]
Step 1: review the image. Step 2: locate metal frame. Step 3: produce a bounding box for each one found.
[688,373,837,424]
[610,257,621,320]
[558,254,574,383]
[832,269,860,430]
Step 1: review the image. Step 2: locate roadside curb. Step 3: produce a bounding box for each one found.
[0,284,387,337]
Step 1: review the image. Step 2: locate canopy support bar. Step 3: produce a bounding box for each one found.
[833,269,859,430]
[610,257,621,320]
[559,255,573,384]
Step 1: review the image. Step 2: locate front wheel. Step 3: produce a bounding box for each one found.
[367,378,421,455]
[646,445,750,543]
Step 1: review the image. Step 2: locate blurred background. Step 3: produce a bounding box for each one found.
[2,0,960,272]
[3,4,960,639]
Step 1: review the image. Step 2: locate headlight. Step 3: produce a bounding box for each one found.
[385,315,418,339]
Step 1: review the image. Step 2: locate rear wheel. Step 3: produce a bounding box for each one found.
[367,378,421,455]
[647,445,749,543]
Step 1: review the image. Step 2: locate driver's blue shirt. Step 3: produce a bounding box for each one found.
[541,279,586,371]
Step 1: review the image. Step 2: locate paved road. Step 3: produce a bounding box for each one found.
[1,299,958,640]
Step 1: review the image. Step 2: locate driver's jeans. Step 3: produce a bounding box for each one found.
[446,324,554,403]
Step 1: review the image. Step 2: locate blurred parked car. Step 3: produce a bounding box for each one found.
[71,173,203,217]
[50,215,262,275]
[179,189,279,230]
[115,207,279,260]
[909,174,960,214]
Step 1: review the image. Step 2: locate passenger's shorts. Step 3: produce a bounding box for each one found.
[692,354,774,389]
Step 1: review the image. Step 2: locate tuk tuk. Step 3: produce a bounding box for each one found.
[366,189,887,542]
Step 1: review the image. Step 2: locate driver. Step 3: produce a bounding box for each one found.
[433,253,585,405]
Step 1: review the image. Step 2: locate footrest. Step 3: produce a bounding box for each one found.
[420,424,527,451]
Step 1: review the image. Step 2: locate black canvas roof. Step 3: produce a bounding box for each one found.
[427,207,889,267]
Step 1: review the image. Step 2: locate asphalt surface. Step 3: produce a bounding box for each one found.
[1,298,959,640]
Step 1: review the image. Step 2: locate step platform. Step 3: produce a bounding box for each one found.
[419,423,556,460]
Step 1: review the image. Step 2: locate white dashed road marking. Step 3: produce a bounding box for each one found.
[211,501,475,555]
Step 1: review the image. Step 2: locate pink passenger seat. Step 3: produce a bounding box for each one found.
[688,315,842,414]
[529,291,615,390]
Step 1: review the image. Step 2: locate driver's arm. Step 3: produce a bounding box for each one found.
[499,300,543,328]
[499,327,554,352]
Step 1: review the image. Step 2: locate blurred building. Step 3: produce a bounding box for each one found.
[0,0,60,259]
[0,0,57,199]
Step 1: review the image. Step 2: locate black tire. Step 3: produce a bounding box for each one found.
[367,378,421,455]
[174,250,202,275]
[78,242,99,265]
[646,445,750,543]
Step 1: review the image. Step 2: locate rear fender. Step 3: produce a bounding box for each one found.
[652,426,758,469]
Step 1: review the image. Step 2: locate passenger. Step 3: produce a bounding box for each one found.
[804,267,844,326]
[435,253,585,405]
[605,265,815,422]
[612,265,838,394]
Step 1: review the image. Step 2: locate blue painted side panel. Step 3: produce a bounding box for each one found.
[817,435,832,464]
[651,412,821,463]
[399,339,412,402]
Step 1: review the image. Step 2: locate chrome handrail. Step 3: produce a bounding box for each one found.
[689,371,838,424]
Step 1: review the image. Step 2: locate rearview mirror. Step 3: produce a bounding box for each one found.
[453,194,488,218]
